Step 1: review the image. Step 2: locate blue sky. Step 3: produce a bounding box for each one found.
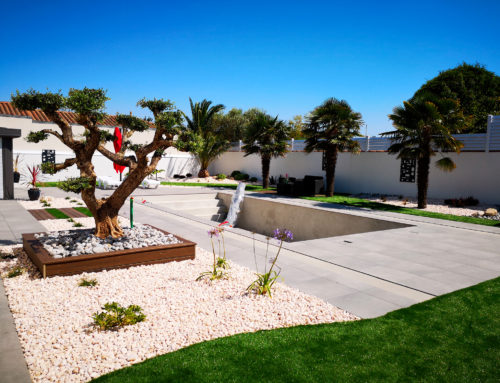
[1,0,499,136]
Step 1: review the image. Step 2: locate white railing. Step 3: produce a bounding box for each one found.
[227,115,500,153]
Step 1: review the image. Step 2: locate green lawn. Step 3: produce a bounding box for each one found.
[73,206,93,217]
[93,277,500,383]
[45,208,70,219]
[160,181,274,192]
[36,181,61,187]
[302,195,500,227]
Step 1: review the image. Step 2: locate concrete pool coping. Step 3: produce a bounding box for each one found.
[19,186,500,319]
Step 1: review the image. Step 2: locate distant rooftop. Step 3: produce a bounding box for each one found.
[0,101,120,127]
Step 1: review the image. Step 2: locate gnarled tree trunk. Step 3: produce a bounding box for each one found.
[261,155,271,189]
[94,206,123,238]
[325,146,338,197]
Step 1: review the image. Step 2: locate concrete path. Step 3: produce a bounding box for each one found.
[0,200,45,245]
[0,199,43,383]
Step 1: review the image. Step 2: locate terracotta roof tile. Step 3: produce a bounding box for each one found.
[0,101,151,128]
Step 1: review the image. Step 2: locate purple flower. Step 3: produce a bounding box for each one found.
[273,228,293,242]
[207,228,220,238]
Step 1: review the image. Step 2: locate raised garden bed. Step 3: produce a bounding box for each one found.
[22,225,196,277]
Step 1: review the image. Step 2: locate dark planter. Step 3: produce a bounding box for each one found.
[13,171,20,183]
[28,188,41,201]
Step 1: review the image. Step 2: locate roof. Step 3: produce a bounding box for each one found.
[0,101,121,127]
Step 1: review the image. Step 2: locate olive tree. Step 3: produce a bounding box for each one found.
[12,88,183,238]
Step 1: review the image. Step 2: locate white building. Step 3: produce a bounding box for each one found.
[0,102,198,183]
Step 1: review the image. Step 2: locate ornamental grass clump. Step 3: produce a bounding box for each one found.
[247,228,293,297]
[6,266,25,278]
[92,302,145,331]
[197,224,229,281]
[79,278,98,287]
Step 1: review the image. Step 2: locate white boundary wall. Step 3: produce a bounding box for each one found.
[209,151,500,204]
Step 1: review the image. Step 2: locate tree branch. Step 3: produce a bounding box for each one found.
[96,144,136,169]
[54,158,78,171]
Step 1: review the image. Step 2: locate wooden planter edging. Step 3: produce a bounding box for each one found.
[22,225,196,278]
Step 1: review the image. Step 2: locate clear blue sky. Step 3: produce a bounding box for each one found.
[1,0,499,136]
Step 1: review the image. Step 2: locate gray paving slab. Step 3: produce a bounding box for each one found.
[38,186,500,318]
[0,278,31,383]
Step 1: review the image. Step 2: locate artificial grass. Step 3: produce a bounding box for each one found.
[45,208,70,219]
[160,181,274,192]
[36,181,61,187]
[73,206,93,217]
[92,277,500,383]
[302,195,500,227]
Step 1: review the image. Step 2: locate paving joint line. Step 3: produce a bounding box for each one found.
[137,201,437,298]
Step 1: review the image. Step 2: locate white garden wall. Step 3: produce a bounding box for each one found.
[209,151,500,204]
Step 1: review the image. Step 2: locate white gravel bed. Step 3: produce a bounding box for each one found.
[36,224,182,258]
[18,196,85,210]
[359,195,498,217]
[0,246,356,383]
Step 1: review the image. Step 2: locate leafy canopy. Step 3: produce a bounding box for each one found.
[303,98,363,153]
[414,63,500,133]
[242,111,291,158]
[382,92,465,171]
[12,89,65,114]
[178,98,229,171]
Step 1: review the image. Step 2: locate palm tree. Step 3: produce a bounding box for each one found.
[181,98,227,177]
[303,98,363,196]
[382,93,464,208]
[242,111,291,189]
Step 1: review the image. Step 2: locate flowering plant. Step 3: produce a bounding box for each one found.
[247,228,293,297]
[197,223,230,281]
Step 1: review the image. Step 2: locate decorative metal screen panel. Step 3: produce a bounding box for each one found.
[322,151,326,170]
[41,149,55,173]
[400,158,416,183]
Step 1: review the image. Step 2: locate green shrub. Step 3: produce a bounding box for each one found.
[79,278,98,287]
[234,172,249,181]
[73,222,83,227]
[92,302,146,331]
[230,170,242,177]
[250,177,257,182]
[216,173,227,180]
[7,266,25,278]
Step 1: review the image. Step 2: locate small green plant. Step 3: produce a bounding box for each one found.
[92,302,146,331]
[0,251,16,260]
[197,224,230,281]
[247,228,293,297]
[250,177,258,183]
[234,172,249,181]
[216,173,227,180]
[7,266,25,278]
[79,278,98,287]
[65,196,71,200]
[73,222,83,227]
[67,218,75,223]
[40,196,51,207]
[70,199,78,203]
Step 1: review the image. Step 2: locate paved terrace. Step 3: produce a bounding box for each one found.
[1,185,499,382]
[42,185,500,318]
